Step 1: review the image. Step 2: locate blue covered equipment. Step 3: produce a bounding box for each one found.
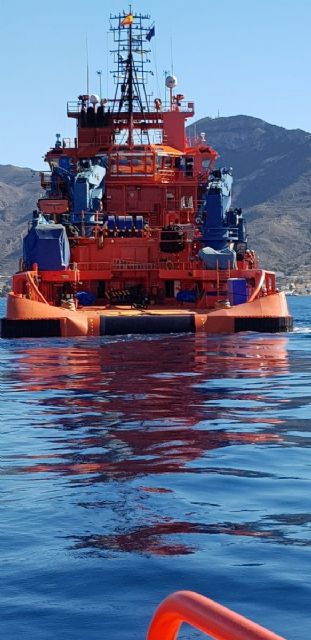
[23,223,70,271]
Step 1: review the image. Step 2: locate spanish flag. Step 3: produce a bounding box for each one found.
[121,13,133,27]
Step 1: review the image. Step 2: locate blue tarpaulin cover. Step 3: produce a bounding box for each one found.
[198,247,237,270]
[76,291,96,306]
[23,224,70,271]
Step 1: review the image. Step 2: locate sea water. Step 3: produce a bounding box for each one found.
[0,296,310,639]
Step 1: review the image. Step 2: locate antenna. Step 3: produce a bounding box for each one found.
[86,35,89,97]
[106,30,109,98]
[170,35,174,74]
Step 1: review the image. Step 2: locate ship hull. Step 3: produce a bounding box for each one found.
[1,291,292,338]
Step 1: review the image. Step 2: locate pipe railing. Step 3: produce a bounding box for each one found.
[146,591,286,640]
[248,270,266,303]
[67,100,194,116]
[26,271,49,304]
[69,260,237,273]
[71,260,204,272]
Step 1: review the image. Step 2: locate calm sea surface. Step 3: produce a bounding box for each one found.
[0,296,310,639]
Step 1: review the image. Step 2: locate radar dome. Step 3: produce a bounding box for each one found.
[89,94,100,105]
[165,75,177,89]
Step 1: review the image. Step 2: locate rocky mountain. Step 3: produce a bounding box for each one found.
[0,165,41,277]
[1,114,311,277]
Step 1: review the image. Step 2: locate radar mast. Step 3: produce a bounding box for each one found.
[110,11,154,146]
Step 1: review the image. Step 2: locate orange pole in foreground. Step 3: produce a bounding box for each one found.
[146,591,286,640]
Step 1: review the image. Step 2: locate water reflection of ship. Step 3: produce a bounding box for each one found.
[13,334,289,477]
[10,334,290,555]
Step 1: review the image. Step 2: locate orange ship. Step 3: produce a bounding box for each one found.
[1,10,292,338]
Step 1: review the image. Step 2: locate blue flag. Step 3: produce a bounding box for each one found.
[146,25,155,41]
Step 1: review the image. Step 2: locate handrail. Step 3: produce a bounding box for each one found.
[248,270,266,302]
[72,260,238,273]
[146,591,285,640]
[67,99,194,115]
[26,272,49,304]
[71,261,159,271]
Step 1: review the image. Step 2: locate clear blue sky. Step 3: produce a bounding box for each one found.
[1,0,310,169]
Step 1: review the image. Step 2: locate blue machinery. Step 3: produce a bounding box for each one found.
[52,155,107,225]
[199,168,247,253]
[50,156,144,234]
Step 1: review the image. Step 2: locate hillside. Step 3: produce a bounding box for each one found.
[0,166,41,277]
[1,115,311,277]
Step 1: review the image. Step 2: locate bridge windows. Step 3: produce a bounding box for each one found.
[109,153,154,176]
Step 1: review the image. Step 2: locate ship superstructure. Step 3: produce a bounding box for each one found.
[2,10,292,337]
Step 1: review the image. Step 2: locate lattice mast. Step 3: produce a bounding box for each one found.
[110,10,154,146]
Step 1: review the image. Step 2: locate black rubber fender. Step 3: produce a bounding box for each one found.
[100,314,195,335]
